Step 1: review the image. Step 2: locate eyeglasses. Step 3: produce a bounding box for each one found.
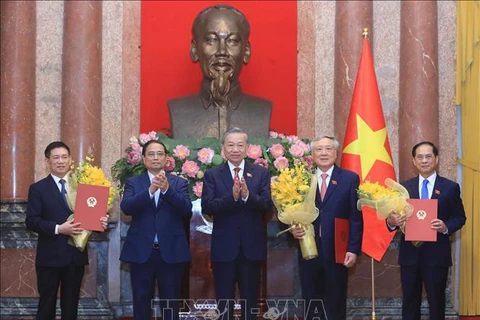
[415,154,435,161]
[146,152,166,158]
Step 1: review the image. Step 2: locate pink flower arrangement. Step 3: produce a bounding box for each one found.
[254,158,269,168]
[286,135,299,144]
[193,181,203,198]
[173,145,190,160]
[289,143,305,158]
[131,142,142,152]
[270,143,285,159]
[138,133,152,144]
[148,131,157,140]
[127,151,140,165]
[112,130,314,200]
[164,156,176,171]
[247,144,263,160]
[303,155,314,170]
[182,160,200,178]
[197,148,214,164]
[273,156,289,170]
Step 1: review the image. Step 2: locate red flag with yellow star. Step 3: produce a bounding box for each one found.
[341,37,396,261]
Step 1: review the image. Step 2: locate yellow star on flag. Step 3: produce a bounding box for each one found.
[343,113,393,179]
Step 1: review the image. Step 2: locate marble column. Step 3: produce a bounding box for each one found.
[61,1,102,165]
[399,1,439,181]
[297,1,316,140]
[0,1,36,202]
[333,1,373,153]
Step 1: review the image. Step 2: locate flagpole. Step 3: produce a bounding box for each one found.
[361,27,377,320]
[371,257,376,320]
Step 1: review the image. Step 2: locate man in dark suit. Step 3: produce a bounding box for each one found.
[201,127,273,320]
[120,139,192,320]
[387,141,466,320]
[25,141,108,320]
[291,135,363,320]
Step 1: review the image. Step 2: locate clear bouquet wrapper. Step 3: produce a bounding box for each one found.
[274,172,319,260]
[357,178,414,234]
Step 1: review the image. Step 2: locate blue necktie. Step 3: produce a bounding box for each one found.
[421,179,429,199]
[59,179,69,205]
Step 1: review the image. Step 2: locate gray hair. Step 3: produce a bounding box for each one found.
[192,5,251,40]
[310,135,340,151]
[221,127,248,144]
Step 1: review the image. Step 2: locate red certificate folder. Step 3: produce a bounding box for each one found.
[74,184,109,232]
[335,218,350,264]
[405,199,438,242]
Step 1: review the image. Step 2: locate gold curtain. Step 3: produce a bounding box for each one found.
[457,0,480,315]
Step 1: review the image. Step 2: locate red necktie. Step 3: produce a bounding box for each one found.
[233,167,241,187]
[320,173,328,201]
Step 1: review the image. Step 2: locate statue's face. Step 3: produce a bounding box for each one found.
[191,10,250,82]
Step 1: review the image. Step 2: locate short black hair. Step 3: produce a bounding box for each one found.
[192,4,250,40]
[412,141,438,157]
[44,141,70,158]
[142,140,168,156]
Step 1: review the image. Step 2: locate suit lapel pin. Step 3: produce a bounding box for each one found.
[434,189,440,195]
[246,173,252,178]
[331,180,338,185]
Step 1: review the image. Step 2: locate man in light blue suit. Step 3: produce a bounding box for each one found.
[120,139,192,320]
[201,127,273,320]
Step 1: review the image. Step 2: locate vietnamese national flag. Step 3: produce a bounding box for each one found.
[341,37,396,261]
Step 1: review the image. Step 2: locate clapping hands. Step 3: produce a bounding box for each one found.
[233,177,249,201]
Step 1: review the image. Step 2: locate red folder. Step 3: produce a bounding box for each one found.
[405,199,438,242]
[74,184,109,232]
[335,218,350,264]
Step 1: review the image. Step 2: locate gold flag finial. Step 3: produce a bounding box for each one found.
[362,28,369,38]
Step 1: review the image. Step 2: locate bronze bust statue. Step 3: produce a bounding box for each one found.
[168,4,272,139]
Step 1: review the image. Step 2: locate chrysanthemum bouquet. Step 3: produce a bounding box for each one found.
[357,178,413,233]
[66,154,119,251]
[271,164,319,260]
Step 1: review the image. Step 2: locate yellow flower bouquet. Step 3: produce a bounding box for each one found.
[65,155,119,251]
[272,164,319,260]
[357,178,413,233]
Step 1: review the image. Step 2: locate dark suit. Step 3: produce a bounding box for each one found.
[26,174,88,320]
[201,161,273,320]
[298,165,363,320]
[398,174,466,320]
[120,171,192,320]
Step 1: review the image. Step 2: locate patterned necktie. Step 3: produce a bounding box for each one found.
[421,179,429,199]
[233,167,241,187]
[320,173,328,201]
[59,179,68,206]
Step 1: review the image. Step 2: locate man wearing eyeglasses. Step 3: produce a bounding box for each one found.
[120,139,192,320]
[387,141,466,320]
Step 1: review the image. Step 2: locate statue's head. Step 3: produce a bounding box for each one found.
[190,5,251,106]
